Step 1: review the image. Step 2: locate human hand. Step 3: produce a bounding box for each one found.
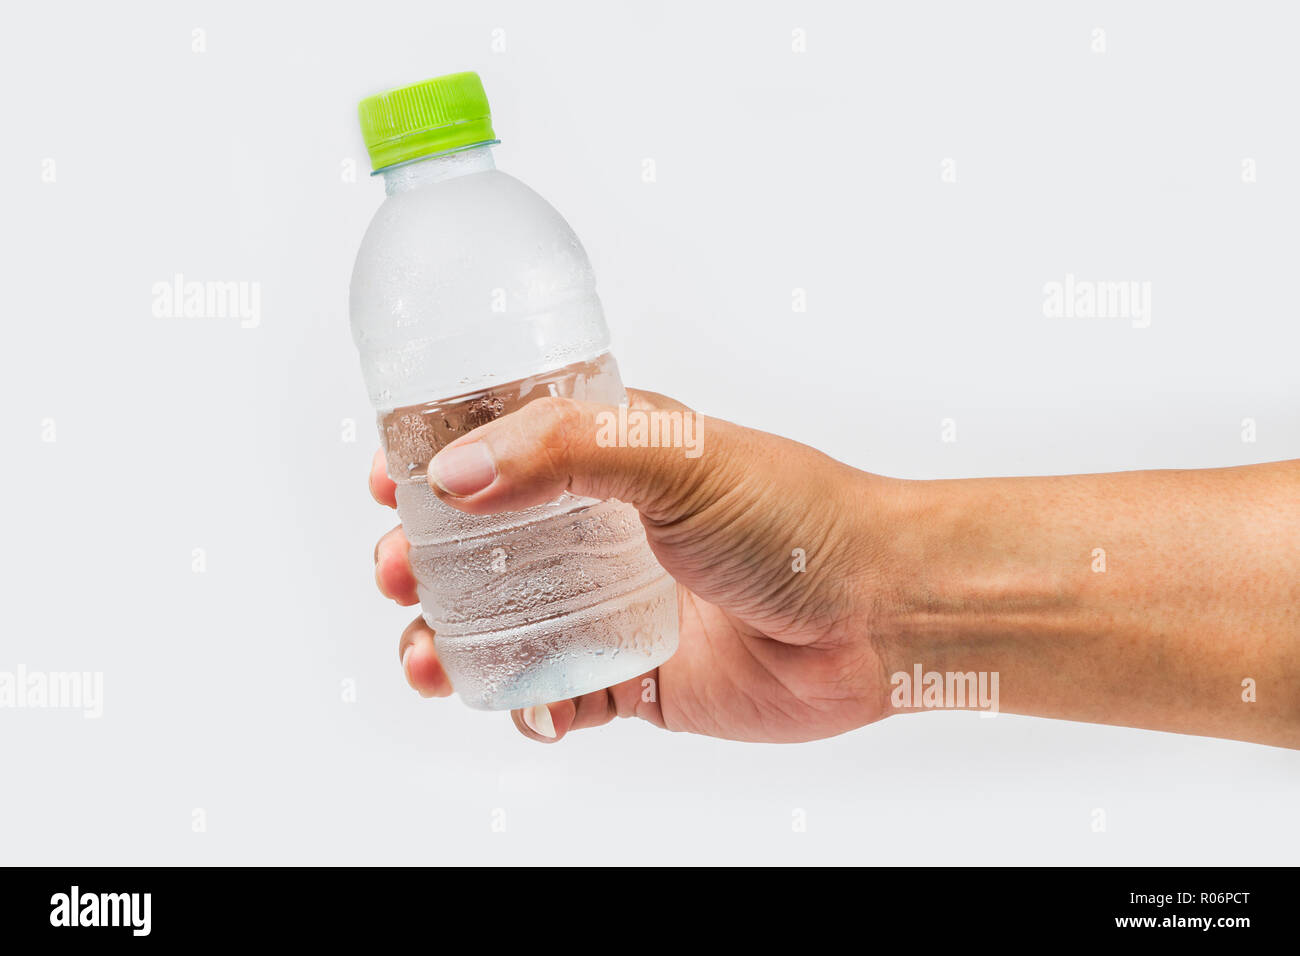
[371,388,902,743]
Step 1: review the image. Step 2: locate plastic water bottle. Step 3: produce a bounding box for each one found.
[350,72,679,710]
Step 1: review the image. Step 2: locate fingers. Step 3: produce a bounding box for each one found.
[569,687,617,730]
[371,452,418,603]
[512,690,615,742]
[394,622,637,727]
[398,616,453,698]
[514,700,570,741]
[510,669,664,743]
[374,525,419,606]
[378,453,446,698]
[395,618,664,737]
[424,392,734,525]
[369,448,397,508]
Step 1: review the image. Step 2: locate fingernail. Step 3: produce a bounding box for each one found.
[429,442,496,497]
[522,704,556,738]
[402,644,415,688]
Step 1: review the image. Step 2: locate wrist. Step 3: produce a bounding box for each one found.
[865,475,1082,719]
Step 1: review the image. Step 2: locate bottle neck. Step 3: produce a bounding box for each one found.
[380,143,497,196]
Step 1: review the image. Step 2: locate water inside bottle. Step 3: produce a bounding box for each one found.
[379,354,623,478]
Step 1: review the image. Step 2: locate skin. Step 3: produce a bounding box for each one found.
[371,389,1300,749]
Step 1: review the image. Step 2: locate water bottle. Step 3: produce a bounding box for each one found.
[350,72,679,710]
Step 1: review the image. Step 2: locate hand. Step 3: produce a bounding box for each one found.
[371,388,901,743]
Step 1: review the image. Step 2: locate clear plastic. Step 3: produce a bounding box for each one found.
[350,145,679,710]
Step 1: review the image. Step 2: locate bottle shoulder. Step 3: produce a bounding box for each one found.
[350,166,603,330]
[358,168,583,256]
[348,166,611,406]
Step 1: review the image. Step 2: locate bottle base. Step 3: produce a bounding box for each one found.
[434,573,680,711]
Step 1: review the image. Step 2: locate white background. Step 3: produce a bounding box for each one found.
[2,1,1297,864]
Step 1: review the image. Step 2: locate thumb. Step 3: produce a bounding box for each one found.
[424,390,727,524]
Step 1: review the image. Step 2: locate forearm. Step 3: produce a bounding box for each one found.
[872,460,1300,747]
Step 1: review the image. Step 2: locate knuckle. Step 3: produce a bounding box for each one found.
[518,396,587,480]
[525,395,585,438]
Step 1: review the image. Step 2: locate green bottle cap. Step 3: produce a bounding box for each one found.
[358,72,498,173]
